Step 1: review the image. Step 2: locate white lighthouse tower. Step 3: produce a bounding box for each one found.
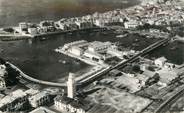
[67,73,76,99]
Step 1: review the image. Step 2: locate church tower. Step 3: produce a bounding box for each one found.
[67,73,76,99]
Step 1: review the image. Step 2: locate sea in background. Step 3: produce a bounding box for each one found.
[0,0,139,27]
[0,0,183,82]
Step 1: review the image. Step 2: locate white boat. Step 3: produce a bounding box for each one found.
[116,34,127,38]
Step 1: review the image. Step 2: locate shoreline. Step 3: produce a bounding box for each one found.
[0,1,142,42]
[0,27,105,41]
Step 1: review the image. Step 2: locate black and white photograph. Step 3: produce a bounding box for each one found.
[0,0,184,113]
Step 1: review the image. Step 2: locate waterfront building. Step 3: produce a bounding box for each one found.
[124,20,142,29]
[93,19,105,27]
[55,21,69,30]
[28,91,50,108]
[39,20,55,28]
[68,46,85,56]
[0,89,27,112]
[84,50,114,64]
[60,40,118,64]
[84,51,104,63]
[67,73,76,99]
[88,41,111,53]
[37,27,47,33]
[66,22,79,31]
[75,21,93,29]
[28,28,38,35]
[38,21,56,33]
[63,40,88,50]
[154,57,167,67]
[29,107,57,113]
[19,22,28,31]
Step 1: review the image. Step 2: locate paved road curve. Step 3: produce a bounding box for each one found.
[8,62,67,88]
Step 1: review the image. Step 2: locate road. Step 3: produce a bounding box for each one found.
[8,62,67,88]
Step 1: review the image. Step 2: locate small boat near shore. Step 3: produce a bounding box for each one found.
[58,59,68,64]
[116,34,128,38]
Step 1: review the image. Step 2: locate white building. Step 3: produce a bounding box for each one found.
[63,40,88,50]
[28,91,50,108]
[67,73,76,99]
[68,46,84,56]
[0,89,27,112]
[19,22,28,31]
[88,41,111,53]
[54,96,86,113]
[124,20,142,29]
[154,57,167,67]
[28,28,38,35]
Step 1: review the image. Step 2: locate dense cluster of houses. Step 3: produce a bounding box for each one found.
[0,65,7,91]
[14,1,184,36]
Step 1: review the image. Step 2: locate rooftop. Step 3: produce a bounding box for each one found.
[29,107,57,113]
[88,41,111,49]
[54,95,90,111]
[0,89,27,108]
[25,89,40,96]
[29,91,49,101]
[0,65,6,77]
[155,57,167,62]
